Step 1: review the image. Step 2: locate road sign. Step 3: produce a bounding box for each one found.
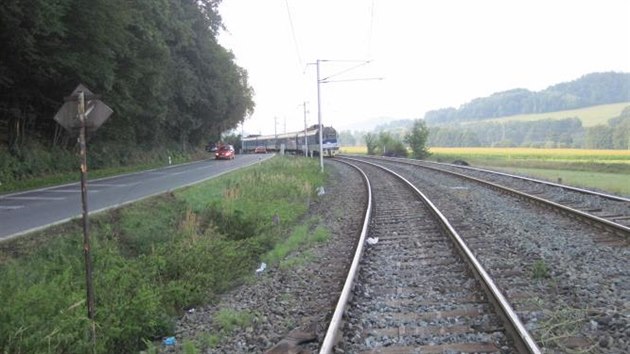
[54,84,112,134]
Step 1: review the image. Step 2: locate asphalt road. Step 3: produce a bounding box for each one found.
[0,154,274,240]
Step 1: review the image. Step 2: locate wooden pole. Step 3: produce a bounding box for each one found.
[78,92,96,348]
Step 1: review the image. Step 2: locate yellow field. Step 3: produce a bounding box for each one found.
[465,102,630,127]
[340,146,368,154]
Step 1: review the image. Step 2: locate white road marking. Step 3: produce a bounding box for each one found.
[0,205,24,210]
[90,183,140,187]
[5,196,66,201]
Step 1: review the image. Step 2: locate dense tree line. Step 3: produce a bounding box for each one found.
[0,0,254,155]
[425,72,630,124]
[428,118,583,148]
[339,105,629,150]
[427,107,630,149]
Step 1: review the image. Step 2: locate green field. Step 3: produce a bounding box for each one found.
[468,102,630,127]
[340,146,630,196]
[429,147,630,196]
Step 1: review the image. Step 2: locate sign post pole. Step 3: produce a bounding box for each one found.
[54,84,112,350]
[77,91,96,347]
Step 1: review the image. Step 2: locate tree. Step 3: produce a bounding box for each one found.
[376,131,407,157]
[364,133,378,155]
[584,125,613,149]
[404,119,430,159]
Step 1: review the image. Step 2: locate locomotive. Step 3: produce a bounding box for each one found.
[242,124,339,157]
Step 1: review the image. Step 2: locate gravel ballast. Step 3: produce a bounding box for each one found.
[160,157,629,353]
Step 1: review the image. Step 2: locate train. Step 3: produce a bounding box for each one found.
[242,124,339,157]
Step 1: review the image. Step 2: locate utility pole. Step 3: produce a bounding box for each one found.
[302,102,309,156]
[309,59,380,173]
[316,59,324,172]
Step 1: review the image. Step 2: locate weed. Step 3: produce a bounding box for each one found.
[214,309,254,333]
[532,260,550,279]
[198,332,221,348]
[182,339,200,354]
[312,226,330,243]
[537,307,594,352]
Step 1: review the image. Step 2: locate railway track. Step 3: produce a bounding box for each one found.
[345,155,630,243]
[329,156,630,353]
[320,159,540,353]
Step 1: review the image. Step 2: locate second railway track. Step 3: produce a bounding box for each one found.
[324,159,539,353]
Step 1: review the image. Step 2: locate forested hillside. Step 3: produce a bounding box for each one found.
[0,0,254,154]
[425,72,630,125]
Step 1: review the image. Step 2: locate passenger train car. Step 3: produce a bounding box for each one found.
[242,124,339,157]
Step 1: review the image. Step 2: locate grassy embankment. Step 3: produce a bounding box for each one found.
[340,146,630,196]
[0,156,327,353]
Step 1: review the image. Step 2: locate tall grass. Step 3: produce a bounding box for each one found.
[0,156,325,353]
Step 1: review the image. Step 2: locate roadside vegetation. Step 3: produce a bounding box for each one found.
[0,142,208,194]
[0,156,326,353]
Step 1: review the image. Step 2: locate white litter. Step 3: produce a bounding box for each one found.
[316,186,325,196]
[256,262,267,274]
[366,237,379,245]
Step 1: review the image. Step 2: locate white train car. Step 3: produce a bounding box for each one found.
[242,124,339,157]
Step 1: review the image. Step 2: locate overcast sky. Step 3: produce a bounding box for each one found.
[217,0,630,135]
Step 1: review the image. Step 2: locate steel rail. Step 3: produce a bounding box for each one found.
[319,160,372,354]
[345,154,630,202]
[323,157,541,354]
[346,155,630,238]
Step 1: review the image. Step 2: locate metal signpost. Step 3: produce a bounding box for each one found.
[54,84,112,346]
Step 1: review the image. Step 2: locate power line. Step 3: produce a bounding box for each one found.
[284,0,303,69]
[321,60,371,81]
[367,0,375,58]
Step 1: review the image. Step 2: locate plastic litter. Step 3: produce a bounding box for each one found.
[256,262,267,274]
[316,186,325,196]
[366,237,379,245]
[163,337,176,346]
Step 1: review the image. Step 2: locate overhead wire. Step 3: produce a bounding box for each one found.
[284,0,304,71]
[367,0,375,59]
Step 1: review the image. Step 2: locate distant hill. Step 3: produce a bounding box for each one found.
[425,72,630,125]
[469,102,630,128]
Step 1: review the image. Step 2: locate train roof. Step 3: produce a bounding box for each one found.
[241,125,335,141]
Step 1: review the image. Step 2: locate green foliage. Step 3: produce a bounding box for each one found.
[405,119,431,159]
[532,260,550,279]
[0,143,201,193]
[0,156,325,353]
[0,0,254,156]
[265,221,329,266]
[371,131,407,157]
[364,132,378,155]
[213,309,255,333]
[182,339,201,354]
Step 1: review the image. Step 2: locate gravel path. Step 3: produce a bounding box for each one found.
[160,160,366,353]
